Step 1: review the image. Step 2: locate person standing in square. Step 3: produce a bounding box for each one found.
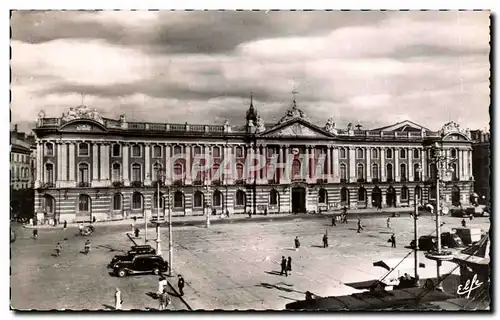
[280,256,288,277]
[177,275,185,296]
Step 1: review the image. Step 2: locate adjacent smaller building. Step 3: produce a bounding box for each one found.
[470,130,490,205]
[10,125,36,218]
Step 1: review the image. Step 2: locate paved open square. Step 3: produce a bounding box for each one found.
[10,214,490,310]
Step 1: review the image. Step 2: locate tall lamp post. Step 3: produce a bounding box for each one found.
[153,170,166,257]
[413,166,423,286]
[206,185,211,227]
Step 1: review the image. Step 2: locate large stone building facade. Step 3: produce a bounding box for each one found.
[471,129,490,204]
[33,101,475,224]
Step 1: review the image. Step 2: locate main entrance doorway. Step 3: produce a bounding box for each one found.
[291,187,306,213]
[386,187,396,207]
[372,187,382,208]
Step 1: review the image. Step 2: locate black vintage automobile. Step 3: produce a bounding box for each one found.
[108,245,157,267]
[410,233,464,251]
[109,254,169,277]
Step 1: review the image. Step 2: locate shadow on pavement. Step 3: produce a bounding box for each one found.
[279,295,300,301]
[101,304,116,310]
[97,244,126,253]
[310,245,324,248]
[258,282,304,294]
[265,271,282,276]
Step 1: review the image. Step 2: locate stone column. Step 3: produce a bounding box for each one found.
[367,193,372,209]
[306,146,312,183]
[92,143,99,183]
[247,145,254,183]
[100,144,107,181]
[165,144,172,184]
[261,145,267,183]
[349,147,355,182]
[278,146,284,183]
[56,142,62,186]
[380,148,386,182]
[68,142,75,183]
[332,147,339,183]
[144,144,151,185]
[394,148,400,182]
[60,143,67,182]
[460,149,466,181]
[421,149,427,181]
[327,146,333,183]
[35,141,42,187]
[408,148,413,181]
[284,145,290,183]
[468,149,473,180]
[123,144,130,186]
[185,145,192,184]
[206,145,212,185]
[366,147,371,182]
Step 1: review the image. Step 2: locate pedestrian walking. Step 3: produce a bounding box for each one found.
[331,216,337,226]
[212,208,217,216]
[158,276,168,296]
[294,236,300,251]
[264,207,268,216]
[63,220,67,230]
[84,239,91,254]
[248,210,252,218]
[461,219,466,228]
[469,214,474,221]
[357,218,364,233]
[55,242,62,256]
[342,213,348,224]
[386,217,391,229]
[159,287,170,310]
[390,233,396,248]
[78,223,84,234]
[323,233,328,248]
[32,228,38,239]
[280,256,288,277]
[92,216,96,224]
[114,288,123,310]
[134,227,140,238]
[287,256,292,274]
[177,275,185,296]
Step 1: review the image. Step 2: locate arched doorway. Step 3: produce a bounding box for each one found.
[372,187,382,209]
[386,187,396,207]
[452,186,461,206]
[358,187,367,208]
[77,194,92,222]
[291,187,306,213]
[340,187,349,207]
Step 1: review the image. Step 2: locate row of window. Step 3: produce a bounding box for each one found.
[11,153,30,163]
[43,142,465,161]
[11,167,31,180]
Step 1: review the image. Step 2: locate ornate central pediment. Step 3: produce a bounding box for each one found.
[259,120,332,138]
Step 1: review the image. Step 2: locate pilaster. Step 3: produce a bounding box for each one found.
[144,143,151,186]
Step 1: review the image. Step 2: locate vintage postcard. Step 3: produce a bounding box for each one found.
[9,10,491,311]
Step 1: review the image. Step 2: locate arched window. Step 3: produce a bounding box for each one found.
[173,162,183,179]
[452,186,461,206]
[386,163,393,181]
[429,185,437,200]
[340,187,349,205]
[429,163,438,181]
[212,163,221,181]
[173,191,184,208]
[372,164,379,180]
[270,189,279,205]
[400,163,407,181]
[236,163,244,180]
[153,192,164,209]
[371,148,378,159]
[78,163,89,183]
[339,147,347,159]
[213,191,223,207]
[451,149,457,158]
[358,187,366,202]
[153,162,163,182]
[194,191,204,208]
[193,145,202,155]
[386,148,393,159]
[415,185,422,202]
[132,192,143,209]
[451,163,458,180]
[235,146,243,158]
[174,145,182,154]
[318,189,327,204]
[78,143,89,157]
[131,163,142,182]
[413,149,420,159]
[400,149,406,159]
[357,163,364,180]
[153,145,162,158]
[357,148,364,159]
[401,186,409,201]
[340,163,347,181]
[112,163,121,181]
[132,144,141,157]
[236,190,246,206]
[45,163,54,183]
[112,144,121,157]
[45,143,54,156]
[113,193,122,211]
[292,159,301,180]
[78,194,91,212]
[414,164,421,181]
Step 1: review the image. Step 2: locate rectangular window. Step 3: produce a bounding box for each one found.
[213,147,220,158]
[132,166,142,181]
[236,147,243,158]
[45,143,54,156]
[78,143,89,157]
[132,145,141,157]
[339,148,347,159]
[112,144,121,157]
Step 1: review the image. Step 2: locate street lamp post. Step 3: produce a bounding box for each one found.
[206,185,211,228]
[154,170,166,257]
[413,167,422,286]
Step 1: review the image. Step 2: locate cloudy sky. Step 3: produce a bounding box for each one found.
[11,10,490,133]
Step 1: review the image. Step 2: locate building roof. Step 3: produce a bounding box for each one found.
[371,120,431,132]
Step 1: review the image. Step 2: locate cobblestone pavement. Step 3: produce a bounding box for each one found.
[10,215,490,310]
[10,226,188,311]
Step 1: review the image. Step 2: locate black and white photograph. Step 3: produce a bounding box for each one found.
[9,9,491,311]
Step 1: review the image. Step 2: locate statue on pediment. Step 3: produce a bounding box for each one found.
[120,114,126,123]
[441,121,460,134]
[325,117,337,134]
[38,110,45,120]
[247,119,255,133]
[256,116,266,133]
[76,105,90,118]
[91,108,104,124]
[347,123,354,131]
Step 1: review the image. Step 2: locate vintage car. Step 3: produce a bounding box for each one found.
[108,254,169,277]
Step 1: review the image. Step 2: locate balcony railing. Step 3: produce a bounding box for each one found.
[212,180,222,186]
[42,182,55,188]
[193,180,204,186]
[386,178,394,183]
[131,181,144,188]
[340,178,348,183]
[372,178,380,183]
[78,181,91,187]
[235,179,245,185]
[317,179,327,184]
[173,179,184,186]
[357,178,366,183]
[112,181,124,188]
[400,177,407,182]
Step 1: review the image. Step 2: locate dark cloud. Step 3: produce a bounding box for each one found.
[12,10,390,54]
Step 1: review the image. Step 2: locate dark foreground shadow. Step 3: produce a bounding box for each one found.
[258,282,304,294]
[310,245,325,248]
[101,304,116,310]
[265,271,282,276]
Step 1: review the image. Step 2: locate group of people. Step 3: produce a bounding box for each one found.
[280,256,293,277]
